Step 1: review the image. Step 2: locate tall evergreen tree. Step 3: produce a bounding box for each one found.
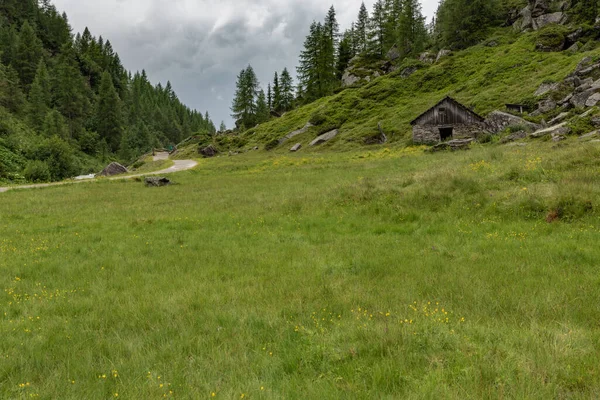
[297,21,324,103]
[96,71,123,152]
[279,68,295,112]
[27,60,52,130]
[14,21,43,89]
[368,0,388,56]
[43,110,70,139]
[337,31,354,79]
[267,83,272,110]
[256,89,270,124]
[398,0,428,56]
[273,72,282,112]
[231,65,259,129]
[355,3,370,54]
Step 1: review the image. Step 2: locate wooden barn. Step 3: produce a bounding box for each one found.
[411,97,487,144]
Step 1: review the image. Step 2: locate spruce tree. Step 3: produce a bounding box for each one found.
[256,89,270,124]
[27,60,52,130]
[14,21,43,89]
[398,0,428,56]
[219,121,227,132]
[231,66,259,129]
[279,68,295,112]
[297,21,324,103]
[355,3,370,54]
[267,83,273,110]
[337,31,354,79]
[273,72,282,112]
[368,0,387,57]
[42,109,70,139]
[96,71,123,152]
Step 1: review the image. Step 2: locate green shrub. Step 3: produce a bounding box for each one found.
[23,160,51,183]
[264,139,280,151]
[535,25,569,51]
[309,111,327,126]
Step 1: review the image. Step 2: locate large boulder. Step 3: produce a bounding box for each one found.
[586,93,600,107]
[199,144,218,158]
[309,129,339,146]
[290,143,302,152]
[342,70,361,87]
[535,82,559,97]
[280,122,313,143]
[537,98,557,113]
[570,88,599,108]
[99,162,128,177]
[532,12,566,30]
[529,122,572,138]
[514,6,533,31]
[485,111,541,133]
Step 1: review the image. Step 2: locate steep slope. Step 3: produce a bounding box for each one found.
[237,27,600,152]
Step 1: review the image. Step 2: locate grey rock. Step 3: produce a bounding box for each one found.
[386,45,401,61]
[558,93,573,106]
[585,93,600,107]
[535,82,559,96]
[548,112,570,125]
[436,49,452,63]
[537,99,557,113]
[418,52,436,64]
[500,131,527,143]
[145,177,171,187]
[485,110,541,133]
[591,116,600,127]
[280,122,313,143]
[533,12,566,30]
[342,70,361,87]
[578,131,599,140]
[505,142,528,147]
[309,129,339,146]
[516,6,533,31]
[199,144,218,158]
[530,122,572,138]
[99,162,128,177]
[570,89,598,108]
[577,63,600,76]
[290,143,302,152]
[566,43,580,53]
[575,57,593,73]
[552,135,567,142]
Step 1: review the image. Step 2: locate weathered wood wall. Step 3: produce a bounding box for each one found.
[412,98,482,127]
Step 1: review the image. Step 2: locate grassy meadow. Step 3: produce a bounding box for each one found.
[1,140,600,399]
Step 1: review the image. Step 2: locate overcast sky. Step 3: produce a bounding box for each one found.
[52,0,438,128]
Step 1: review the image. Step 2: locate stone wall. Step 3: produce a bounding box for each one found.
[412,123,488,144]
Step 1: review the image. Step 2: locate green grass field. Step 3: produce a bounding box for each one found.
[2,140,600,399]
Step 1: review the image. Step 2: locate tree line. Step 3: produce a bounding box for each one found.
[0,0,215,182]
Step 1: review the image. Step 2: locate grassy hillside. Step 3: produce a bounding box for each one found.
[234,27,600,151]
[2,138,600,398]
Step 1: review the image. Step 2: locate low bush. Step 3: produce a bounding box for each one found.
[23,160,51,182]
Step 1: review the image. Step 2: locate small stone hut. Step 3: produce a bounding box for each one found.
[411,97,487,144]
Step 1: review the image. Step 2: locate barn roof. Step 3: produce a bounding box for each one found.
[410,96,485,126]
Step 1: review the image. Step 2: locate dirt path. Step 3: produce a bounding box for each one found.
[0,153,198,193]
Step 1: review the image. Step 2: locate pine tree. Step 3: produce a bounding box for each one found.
[337,31,354,79]
[273,72,282,112]
[28,60,52,130]
[368,0,388,57]
[14,21,43,89]
[279,68,295,112]
[42,109,70,139]
[256,89,269,124]
[219,121,227,132]
[398,0,428,56]
[297,21,324,103]
[267,83,273,110]
[96,71,123,152]
[356,3,370,54]
[53,42,90,134]
[231,65,259,129]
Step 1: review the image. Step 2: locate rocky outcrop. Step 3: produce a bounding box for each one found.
[485,111,541,133]
[529,123,571,138]
[309,129,339,146]
[280,122,313,143]
[342,70,361,87]
[290,143,302,152]
[418,52,436,64]
[548,112,570,125]
[386,45,401,61]
[99,162,128,177]
[436,49,452,63]
[513,0,568,31]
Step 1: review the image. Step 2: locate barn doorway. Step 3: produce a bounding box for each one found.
[439,127,453,141]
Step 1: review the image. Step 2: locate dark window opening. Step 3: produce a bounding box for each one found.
[439,127,453,141]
